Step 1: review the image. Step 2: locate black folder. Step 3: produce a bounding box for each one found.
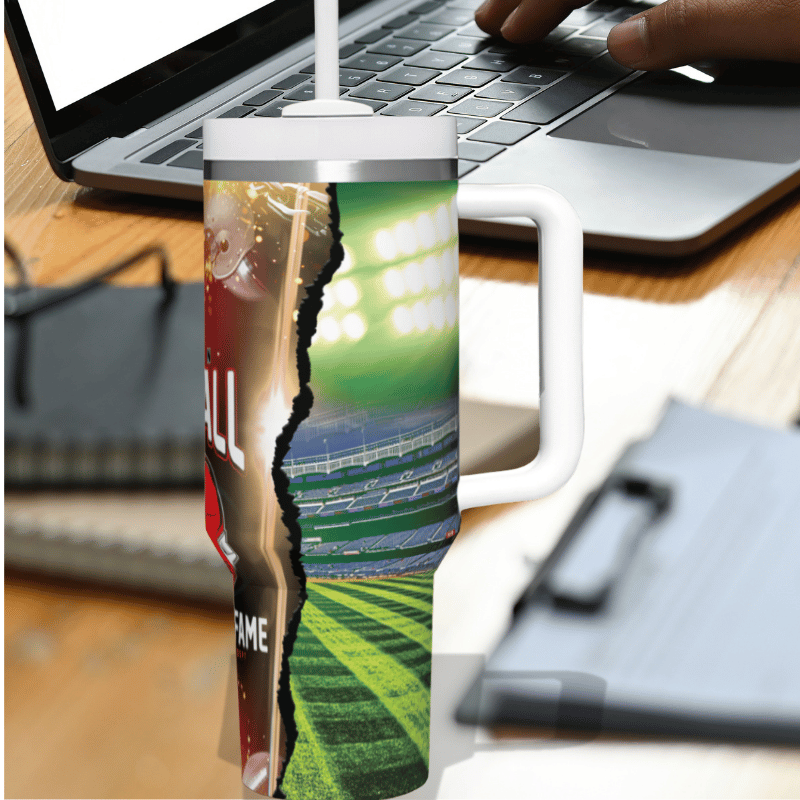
[457,400,800,745]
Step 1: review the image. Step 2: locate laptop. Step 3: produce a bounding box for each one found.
[6,0,800,255]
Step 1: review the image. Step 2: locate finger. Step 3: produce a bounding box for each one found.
[476,0,589,42]
[607,0,800,71]
[501,0,591,42]
[474,0,523,36]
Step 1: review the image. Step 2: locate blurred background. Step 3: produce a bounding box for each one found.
[6,25,800,800]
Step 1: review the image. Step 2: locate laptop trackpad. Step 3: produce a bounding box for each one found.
[550,66,800,164]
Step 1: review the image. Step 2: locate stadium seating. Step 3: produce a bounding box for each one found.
[319,498,355,515]
[296,502,324,516]
[289,406,463,578]
[307,541,346,555]
[401,523,442,548]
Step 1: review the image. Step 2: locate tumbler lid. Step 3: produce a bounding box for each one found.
[204,116,457,164]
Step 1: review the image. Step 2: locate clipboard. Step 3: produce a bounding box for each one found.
[457,400,800,745]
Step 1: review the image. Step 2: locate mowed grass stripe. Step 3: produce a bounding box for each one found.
[282,683,345,800]
[296,681,414,751]
[334,742,427,799]
[318,579,432,612]
[380,574,435,588]
[283,625,348,798]
[380,572,435,591]
[300,599,431,762]
[328,592,432,630]
[287,626,421,797]
[318,583,434,629]
[298,597,431,714]
[353,578,434,604]
[374,577,436,601]
[308,583,432,650]
[307,593,429,670]
[325,580,433,613]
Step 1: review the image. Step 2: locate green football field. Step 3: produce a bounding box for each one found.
[280,572,435,800]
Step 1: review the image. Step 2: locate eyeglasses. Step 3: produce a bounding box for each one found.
[4,240,175,407]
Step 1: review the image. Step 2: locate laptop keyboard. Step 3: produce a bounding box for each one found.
[140,0,640,177]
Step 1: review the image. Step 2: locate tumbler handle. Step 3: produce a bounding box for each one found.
[456,184,584,511]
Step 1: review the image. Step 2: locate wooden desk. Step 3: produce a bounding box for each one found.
[5,39,800,799]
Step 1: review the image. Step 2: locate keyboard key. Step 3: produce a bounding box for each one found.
[467,120,539,144]
[168,149,204,170]
[605,6,642,22]
[485,44,581,70]
[558,36,607,56]
[407,51,467,69]
[272,74,309,90]
[563,8,604,27]
[337,68,376,86]
[458,160,480,177]
[438,68,499,87]
[450,97,513,117]
[459,22,489,38]
[218,106,254,118]
[368,38,427,57]
[476,82,539,101]
[304,50,370,73]
[254,99,300,117]
[541,25,579,44]
[426,9,474,26]
[410,1,443,12]
[339,43,364,59]
[350,81,413,101]
[465,53,519,72]
[582,18,622,38]
[286,85,346,101]
[538,52,592,71]
[344,53,402,72]
[383,13,418,29]
[380,65,441,85]
[185,127,203,139]
[397,23,456,41]
[349,98,388,112]
[446,0,485,8]
[502,55,630,124]
[141,139,194,164]
[485,43,518,54]
[431,35,491,54]
[301,66,376,87]
[451,115,484,134]
[382,99,447,116]
[411,84,472,102]
[356,28,391,44]
[243,89,282,106]
[503,66,566,86]
[457,140,505,161]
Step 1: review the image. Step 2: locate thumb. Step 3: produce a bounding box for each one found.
[607,0,800,71]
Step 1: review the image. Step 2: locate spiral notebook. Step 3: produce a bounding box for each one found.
[4,279,204,488]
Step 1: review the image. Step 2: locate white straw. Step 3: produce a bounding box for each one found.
[315,0,340,102]
[282,0,372,115]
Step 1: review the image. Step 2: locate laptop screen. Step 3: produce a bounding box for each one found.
[5,0,372,172]
[18,0,278,111]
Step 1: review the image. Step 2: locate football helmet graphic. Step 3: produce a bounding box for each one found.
[205,457,238,576]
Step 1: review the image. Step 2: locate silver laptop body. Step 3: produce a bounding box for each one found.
[6,0,800,256]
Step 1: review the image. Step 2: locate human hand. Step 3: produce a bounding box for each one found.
[474,0,800,70]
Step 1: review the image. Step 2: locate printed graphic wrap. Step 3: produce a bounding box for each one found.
[205,178,460,800]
